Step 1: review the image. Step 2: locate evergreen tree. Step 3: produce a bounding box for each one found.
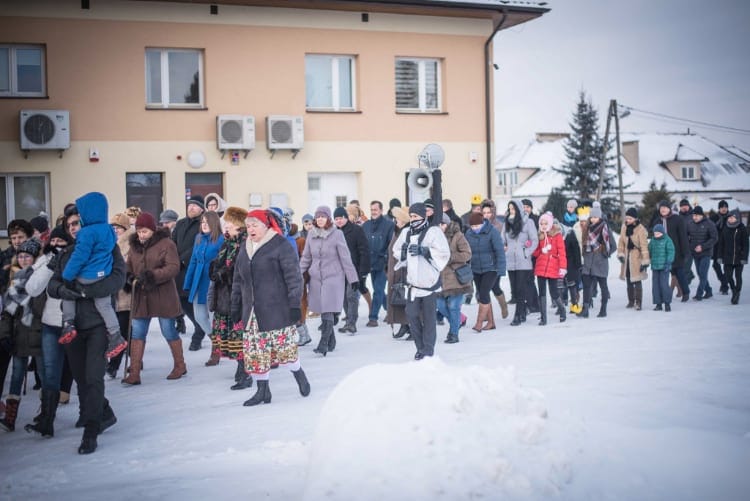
[542,188,568,222]
[640,181,672,230]
[554,91,619,217]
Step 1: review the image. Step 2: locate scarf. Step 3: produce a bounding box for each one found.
[217,229,246,271]
[3,266,35,327]
[586,219,610,254]
[409,217,429,233]
[245,227,276,260]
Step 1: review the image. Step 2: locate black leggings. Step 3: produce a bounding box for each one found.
[473,271,498,305]
[724,264,744,292]
[537,277,562,302]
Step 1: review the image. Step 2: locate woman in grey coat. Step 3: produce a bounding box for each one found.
[575,205,613,318]
[230,209,309,406]
[502,200,538,326]
[299,206,359,356]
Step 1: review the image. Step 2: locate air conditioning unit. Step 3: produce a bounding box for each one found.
[20,110,70,150]
[217,115,255,150]
[266,115,304,150]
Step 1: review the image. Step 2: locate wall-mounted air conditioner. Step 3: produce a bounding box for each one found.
[266,115,304,150]
[20,110,70,150]
[217,115,255,150]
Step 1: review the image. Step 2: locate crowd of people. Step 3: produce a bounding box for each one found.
[0,190,747,455]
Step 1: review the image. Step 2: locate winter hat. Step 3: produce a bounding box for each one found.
[389,198,402,210]
[49,225,70,243]
[17,238,41,257]
[469,212,484,226]
[333,206,348,219]
[135,212,157,232]
[222,206,246,228]
[302,213,314,223]
[718,199,729,209]
[30,215,49,233]
[110,213,131,231]
[566,199,578,210]
[125,206,142,220]
[186,194,204,210]
[653,224,665,235]
[392,206,410,225]
[441,214,451,225]
[470,194,483,206]
[314,205,332,220]
[424,198,435,209]
[679,198,690,208]
[576,206,590,221]
[539,211,554,229]
[7,219,34,238]
[409,203,427,219]
[658,200,671,210]
[692,206,704,216]
[158,209,179,224]
[625,207,638,219]
[727,208,741,221]
[521,199,533,209]
[590,206,603,219]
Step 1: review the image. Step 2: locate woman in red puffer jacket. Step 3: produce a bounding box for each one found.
[533,212,567,325]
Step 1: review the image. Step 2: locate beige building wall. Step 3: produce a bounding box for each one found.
[0,0,513,228]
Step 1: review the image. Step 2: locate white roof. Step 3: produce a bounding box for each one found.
[496,132,750,198]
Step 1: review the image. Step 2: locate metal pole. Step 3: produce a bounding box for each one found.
[596,100,614,200]
[613,100,626,221]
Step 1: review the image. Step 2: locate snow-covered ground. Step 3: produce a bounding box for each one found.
[2,262,749,501]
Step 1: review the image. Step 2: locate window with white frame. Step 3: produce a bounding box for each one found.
[1,174,50,237]
[305,54,356,111]
[498,171,518,186]
[0,44,46,97]
[395,57,441,112]
[145,48,204,108]
[681,165,696,180]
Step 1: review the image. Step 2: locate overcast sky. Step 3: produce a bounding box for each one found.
[493,0,750,155]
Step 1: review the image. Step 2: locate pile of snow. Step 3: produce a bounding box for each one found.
[305,357,571,500]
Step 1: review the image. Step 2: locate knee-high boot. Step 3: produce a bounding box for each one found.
[634,282,643,310]
[495,293,509,319]
[24,389,59,437]
[568,285,581,314]
[555,297,566,322]
[166,339,187,380]
[121,339,145,386]
[314,320,332,356]
[483,304,496,330]
[472,304,487,332]
[626,284,635,308]
[597,296,608,318]
[538,295,547,325]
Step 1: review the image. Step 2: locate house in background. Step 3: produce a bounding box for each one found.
[495,131,750,217]
[0,0,549,238]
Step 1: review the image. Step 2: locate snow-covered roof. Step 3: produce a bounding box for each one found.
[496,132,750,198]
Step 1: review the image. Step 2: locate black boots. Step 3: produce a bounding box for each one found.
[393,324,410,339]
[25,389,60,437]
[78,429,98,454]
[626,284,635,308]
[314,320,333,356]
[243,380,272,406]
[634,283,643,311]
[292,369,311,397]
[538,296,547,326]
[231,360,253,390]
[731,289,741,305]
[554,297,566,322]
[597,297,608,317]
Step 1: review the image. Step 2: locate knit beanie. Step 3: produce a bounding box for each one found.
[625,207,638,219]
[566,199,578,210]
[692,206,704,216]
[333,206,348,219]
[30,216,49,233]
[424,198,435,209]
[49,225,70,243]
[653,224,665,235]
[409,203,427,219]
[590,206,603,219]
[718,200,728,209]
[135,212,157,232]
[539,211,554,229]
[17,238,41,257]
[469,212,484,226]
[315,206,332,220]
[302,213,314,223]
[679,199,690,208]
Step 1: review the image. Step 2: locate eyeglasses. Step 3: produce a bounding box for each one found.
[68,219,81,228]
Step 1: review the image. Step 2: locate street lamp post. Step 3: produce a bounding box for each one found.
[596,99,626,221]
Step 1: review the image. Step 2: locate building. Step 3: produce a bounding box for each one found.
[495,131,750,215]
[0,0,548,238]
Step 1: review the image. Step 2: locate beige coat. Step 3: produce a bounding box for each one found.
[115,227,134,312]
[617,222,651,282]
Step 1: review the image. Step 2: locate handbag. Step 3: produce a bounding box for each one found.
[389,281,408,306]
[454,263,473,285]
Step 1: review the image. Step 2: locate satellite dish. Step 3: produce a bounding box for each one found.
[418,143,445,171]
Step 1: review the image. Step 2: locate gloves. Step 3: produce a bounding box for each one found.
[289,307,301,324]
[618,256,625,264]
[175,315,187,334]
[47,253,59,271]
[408,244,431,259]
[541,244,551,254]
[640,264,649,273]
[524,240,533,248]
[400,243,408,261]
[559,268,567,278]
[350,281,359,292]
[56,284,83,301]
[137,270,156,290]
[123,273,135,294]
[358,280,369,294]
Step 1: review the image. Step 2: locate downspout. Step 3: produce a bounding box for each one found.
[484,10,507,199]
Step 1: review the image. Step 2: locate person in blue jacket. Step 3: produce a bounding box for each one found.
[59,192,127,359]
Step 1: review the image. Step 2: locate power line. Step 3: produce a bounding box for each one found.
[618,104,750,136]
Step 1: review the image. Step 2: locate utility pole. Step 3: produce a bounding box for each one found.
[596,99,626,221]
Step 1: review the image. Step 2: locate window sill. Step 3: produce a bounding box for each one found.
[145,106,208,111]
[396,110,448,115]
[0,95,49,99]
[306,109,362,114]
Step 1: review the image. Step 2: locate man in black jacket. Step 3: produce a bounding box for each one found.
[334,207,370,334]
[651,200,692,302]
[171,195,205,350]
[709,200,730,294]
[687,205,719,300]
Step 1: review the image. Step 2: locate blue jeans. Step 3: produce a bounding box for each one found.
[436,294,463,335]
[9,355,42,396]
[369,269,387,321]
[41,323,66,391]
[192,300,212,335]
[694,255,712,298]
[131,317,180,342]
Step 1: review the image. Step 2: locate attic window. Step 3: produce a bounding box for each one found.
[722,162,737,174]
[681,165,696,180]
[739,162,750,173]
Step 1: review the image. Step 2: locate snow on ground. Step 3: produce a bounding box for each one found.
[1,259,750,501]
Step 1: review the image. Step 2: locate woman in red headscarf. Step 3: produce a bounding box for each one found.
[230,209,309,406]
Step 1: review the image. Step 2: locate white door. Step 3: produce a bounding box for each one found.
[307,172,358,213]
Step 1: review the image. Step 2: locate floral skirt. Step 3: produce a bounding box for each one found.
[211,312,244,360]
[242,311,299,375]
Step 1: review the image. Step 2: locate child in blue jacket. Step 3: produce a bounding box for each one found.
[59,192,127,358]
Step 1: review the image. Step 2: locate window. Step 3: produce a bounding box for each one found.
[498,171,518,186]
[185,172,223,206]
[305,54,356,111]
[681,165,696,180]
[395,57,441,112]
[1,174,49,237]
[126,173,163,218]
[0,44,46,97]
[145,48,204,108]
[335,195,348,208]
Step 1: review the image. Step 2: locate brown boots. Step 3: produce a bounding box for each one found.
[472,303,496,332]
[205,347,220,366]
[166,339,187,380]
[495,293,509,319]
[121,339,145,386]
[0,396,20,432]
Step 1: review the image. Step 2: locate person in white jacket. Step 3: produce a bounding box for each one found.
[392,203,449,360]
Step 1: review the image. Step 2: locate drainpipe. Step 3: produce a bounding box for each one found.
[484,10,507,200]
